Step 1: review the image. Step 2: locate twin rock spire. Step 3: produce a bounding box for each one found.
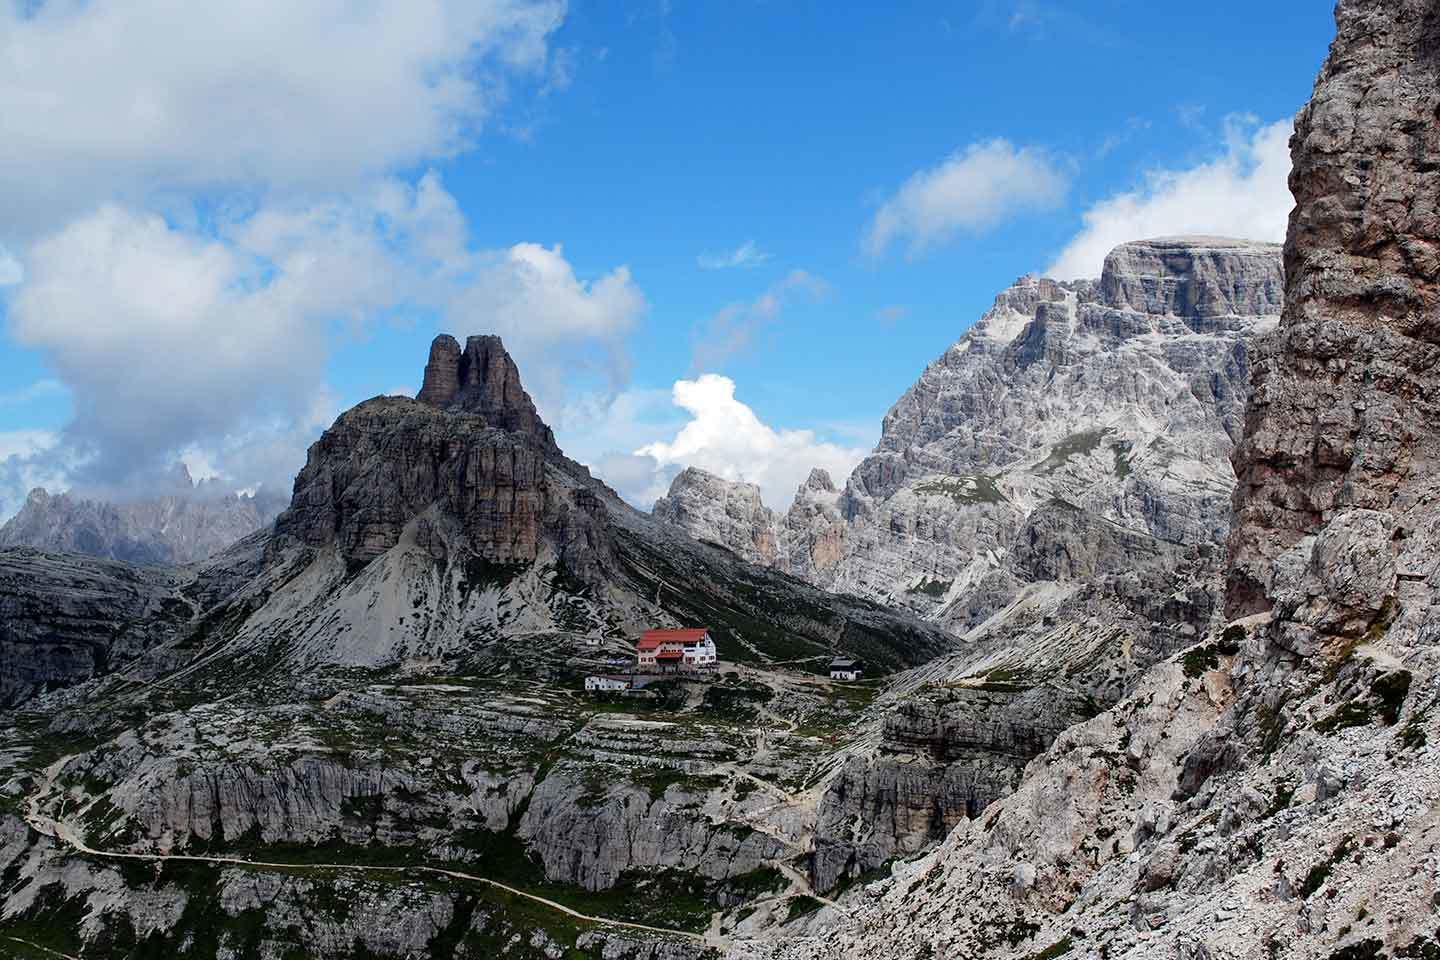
[415,334,557,450]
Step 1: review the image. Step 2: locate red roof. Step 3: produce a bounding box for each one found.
[655,649,684,660]
[637,628,710,650]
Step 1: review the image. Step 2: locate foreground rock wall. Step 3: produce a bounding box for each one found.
[1228,0,1440,626]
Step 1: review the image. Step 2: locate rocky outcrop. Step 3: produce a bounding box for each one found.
[0,548,193,707]
[811,684,1097,892]
[271,395,608,576]
[820,237,1280,628]
[225,334,954,673]
[0,813,626,959]
[519,765,789,891]
[1227,0,1440,623]
[653,467,850,582]
[652,238,1279,643]
[0,466,284,565]
[780,470,847,582]
[653,468,780,566]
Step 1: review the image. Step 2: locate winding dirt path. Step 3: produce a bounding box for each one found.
[1,934,83,960]
[21,755,704,948]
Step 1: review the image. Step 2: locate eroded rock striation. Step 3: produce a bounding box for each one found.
[415,333,559,450]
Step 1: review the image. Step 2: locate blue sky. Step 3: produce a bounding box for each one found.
[0,1,1334,516]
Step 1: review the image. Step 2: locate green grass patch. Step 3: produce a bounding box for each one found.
[914,475,1007,506]
[783,895,824,924]
[1035,429,1107,475]
[906,577,952,599]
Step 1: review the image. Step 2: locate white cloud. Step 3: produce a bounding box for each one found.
[697,240,771,270]
[0,0,566,235]
[0,429,57,464]
[691,270,827,372]
[865,139,1069,258]
[635,374,867,510]
[1046,117,1293,280]
[0,429,64,522]
[6,174,645,495]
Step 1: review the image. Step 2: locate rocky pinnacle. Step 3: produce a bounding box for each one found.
[416,333,558,451]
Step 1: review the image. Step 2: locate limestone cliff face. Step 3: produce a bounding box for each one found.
[0,550,190,707]
[655,241,1281,894]
[0,532,267,708]
[655,238,1280,641]
[653,467,849,581]
[270,396,608,579]
[202,334,954,674]
[824,237,1279,629]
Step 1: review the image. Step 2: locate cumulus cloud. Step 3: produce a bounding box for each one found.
[1046,117,1293,280]
[5,174,645,497]
[450,242,646,407]
[864,139,1070,258]
[634,375,868,510]
[0,0,566,235]
[696,240,771,270]
[690,270,827,372]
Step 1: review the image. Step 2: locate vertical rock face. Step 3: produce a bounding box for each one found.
[254,333,952,671]
[1099,236,1286,322]
[1228,0,1440,626]
[274,334,583,572]
[654,241,1282,894]
[414,333,463,406]
[781,469,847,582]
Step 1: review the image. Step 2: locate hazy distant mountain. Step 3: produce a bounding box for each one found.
[0,465,286,565]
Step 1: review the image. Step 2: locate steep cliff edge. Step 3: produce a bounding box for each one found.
[732,4,1440,958]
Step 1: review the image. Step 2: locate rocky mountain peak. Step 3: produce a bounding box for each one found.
[1098,236,1285,323]
[415,333,557,450]
[801,468,836,493]
[652,466,779,566]
[0,480,284,566]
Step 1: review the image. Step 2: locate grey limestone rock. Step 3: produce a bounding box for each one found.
[0,465,284,565]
